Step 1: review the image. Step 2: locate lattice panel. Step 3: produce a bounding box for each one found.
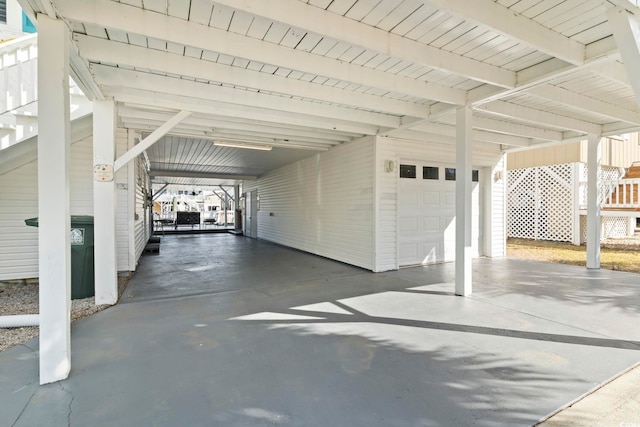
[577,164,624,207]
[508,163,575,242]
[580,216,632,243]
[507,168,537,239]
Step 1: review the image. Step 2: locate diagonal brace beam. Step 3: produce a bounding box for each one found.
[114,110,191,172]
[608,7,640,109]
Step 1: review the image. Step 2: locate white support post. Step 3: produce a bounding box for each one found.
[234,184,241,230]
[37,15,72,385]
[455,105,473,296]
[93,100,119,304]
[586,134,602,269]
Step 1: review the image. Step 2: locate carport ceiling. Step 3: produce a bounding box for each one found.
[19,0,640,183]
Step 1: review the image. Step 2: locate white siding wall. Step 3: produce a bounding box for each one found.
[115,128,131,271]
[375,136,506,271]
[0,127,146,280]
[133,153,150,263]
[0,135,93,280]
[244,137,375,270]
[484,156,507,257]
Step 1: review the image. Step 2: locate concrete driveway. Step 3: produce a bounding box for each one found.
[1,234,639,426]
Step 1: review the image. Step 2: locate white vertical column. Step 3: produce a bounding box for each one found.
[37,15,71,385]
[455,105,473,296]
[234,184,241,229]
[586,134,602,269]
[93,100,118,304]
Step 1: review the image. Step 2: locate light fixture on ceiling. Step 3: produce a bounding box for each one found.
[213,141,273,151]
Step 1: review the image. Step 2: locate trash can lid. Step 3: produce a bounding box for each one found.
[24,216,94,227]
[70,215,94,225]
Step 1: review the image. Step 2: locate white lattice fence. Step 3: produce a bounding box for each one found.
[507,163,575,242]
[580,216,633,243]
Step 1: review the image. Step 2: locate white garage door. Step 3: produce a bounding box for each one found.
[399,163,481,266]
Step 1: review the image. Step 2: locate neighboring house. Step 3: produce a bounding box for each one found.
[507,136,640,244]
[0,0,36,42]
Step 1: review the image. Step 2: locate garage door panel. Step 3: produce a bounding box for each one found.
[399,243,419,265]
[400,190,419,206]
[399,217,419,233]
[422,242,440,263]
[423,216,440,231]
[444,191,456,205]
[399,163,482,267]
[422,191,440,205]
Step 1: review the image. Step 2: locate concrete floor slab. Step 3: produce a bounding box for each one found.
[1,234,639,426]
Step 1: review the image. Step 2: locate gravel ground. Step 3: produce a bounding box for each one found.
[0,277,128,352]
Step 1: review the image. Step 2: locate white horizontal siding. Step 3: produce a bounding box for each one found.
[0,135,94,280]
[485,155,506,257]
[0,127,142,280]
[375,136,505,271]
[134,155,150,263]
[115,128,131,271]
[244,137,375,270]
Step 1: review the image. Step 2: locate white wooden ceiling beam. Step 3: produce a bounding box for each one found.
[93,67,402,128]
[212,0,514,88]
[119,117,341,146]
[389,37,620,136]
[76,36,430,119]
[527,85,640,124]
[58,0,464,105]
[438,115,563,142]
[150,170,258,180]
[589,61,630,86]
[396,122,532,147]
[608,7,640,108]
[113,90,382,135]
[421,0,585,65]
[117,107,353,142]
[476,100,601,134]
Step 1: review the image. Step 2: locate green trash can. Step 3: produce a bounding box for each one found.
[25,215,95,300]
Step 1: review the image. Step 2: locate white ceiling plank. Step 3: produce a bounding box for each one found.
[188,0,214,25]
[93,67,402,128]
[168,0,190,20]
[77,36,431,118]
[58,0,465,105]
[526,84,640,124]
[210,0,515,88]
[476,100,601,134]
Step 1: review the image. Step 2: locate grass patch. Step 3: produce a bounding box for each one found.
[507,238,640,274]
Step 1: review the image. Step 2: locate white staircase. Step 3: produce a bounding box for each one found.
[0,34,92,151]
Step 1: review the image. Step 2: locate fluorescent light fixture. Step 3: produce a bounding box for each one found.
[213,141,272,151]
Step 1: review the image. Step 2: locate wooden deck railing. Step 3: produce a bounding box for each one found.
[579,178,640,210]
